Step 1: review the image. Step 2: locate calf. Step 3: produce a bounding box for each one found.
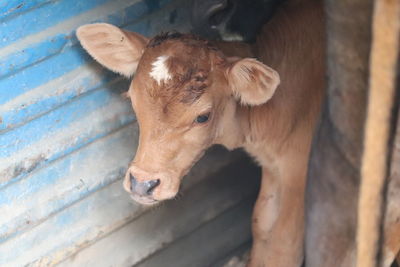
[77,0,324,266]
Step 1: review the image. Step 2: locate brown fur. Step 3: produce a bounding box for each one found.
[77,0,324,266]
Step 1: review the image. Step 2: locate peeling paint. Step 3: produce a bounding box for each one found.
[0,87,134,187]
[11,154,46,178]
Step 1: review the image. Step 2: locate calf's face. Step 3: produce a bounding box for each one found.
[77,24,279,205]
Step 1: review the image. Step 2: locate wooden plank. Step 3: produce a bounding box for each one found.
[357,0,400,265]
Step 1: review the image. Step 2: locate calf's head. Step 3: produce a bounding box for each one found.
[77,23,280,205]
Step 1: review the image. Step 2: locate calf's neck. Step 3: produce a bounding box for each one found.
[77,0,324,265]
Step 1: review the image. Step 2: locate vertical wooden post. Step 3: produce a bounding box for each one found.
[357,0,400,266]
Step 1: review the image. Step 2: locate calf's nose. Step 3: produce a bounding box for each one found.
[130,173,160,196]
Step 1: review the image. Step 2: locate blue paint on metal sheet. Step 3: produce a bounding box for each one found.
[0,0,171,79]
[0,124,136,243]
[0,0,110,48]
[0,34,70,79]
[0,0,54,21]
[0,0,198,265]
[0,68,117,131]
[1,88,120,157]
[0,47,90,105]
[0,80,133,188]
[0,0,174,135]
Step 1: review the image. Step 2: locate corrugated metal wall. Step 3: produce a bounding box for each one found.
[0,1,259,266]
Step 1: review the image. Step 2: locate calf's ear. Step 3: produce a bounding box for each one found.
[76,23,148,77]
[227,58,280,105]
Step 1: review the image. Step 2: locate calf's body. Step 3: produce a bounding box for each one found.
[227,1,324,266]
[213,1,325,266]
[77,0,324,266]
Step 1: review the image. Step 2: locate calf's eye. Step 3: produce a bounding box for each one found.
[195,113,210,124]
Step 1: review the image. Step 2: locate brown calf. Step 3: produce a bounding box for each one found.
[77,0,324,266]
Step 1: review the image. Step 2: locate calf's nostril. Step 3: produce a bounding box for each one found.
[145,179,160,195]
[129,173,137,192]
[129,173,160,196]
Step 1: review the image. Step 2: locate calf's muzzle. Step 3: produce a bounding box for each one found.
[129,173,160,197]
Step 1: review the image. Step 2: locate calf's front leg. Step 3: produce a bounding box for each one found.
[248,164,306,267]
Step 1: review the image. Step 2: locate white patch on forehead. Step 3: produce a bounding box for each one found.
[149,55,172,85]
